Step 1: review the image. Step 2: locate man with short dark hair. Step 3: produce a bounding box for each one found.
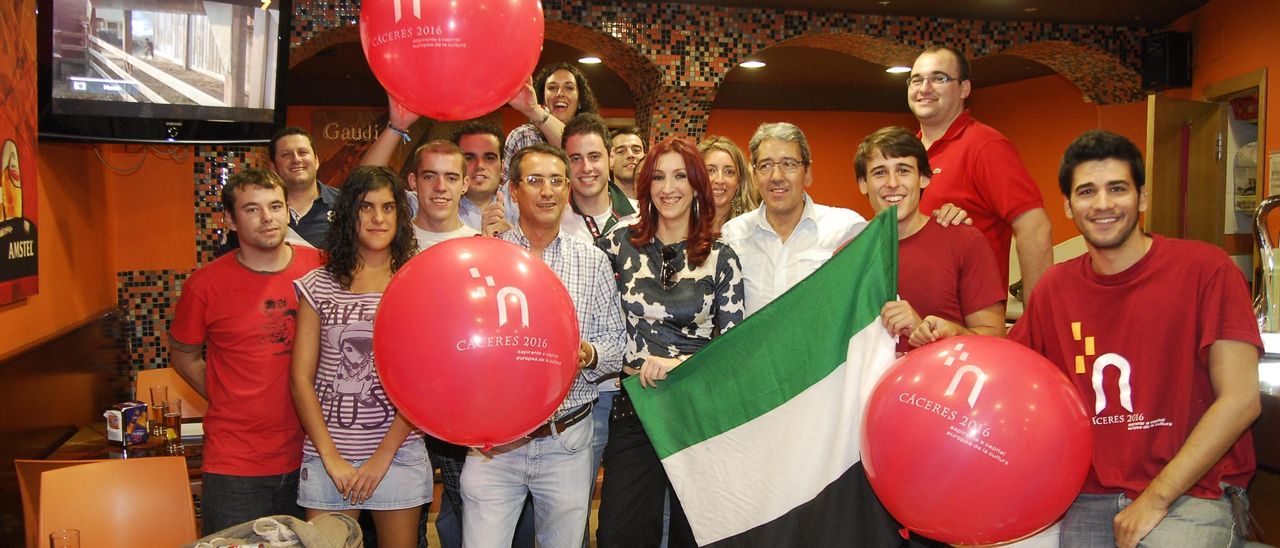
[855,126,1006,353]
[908,46,1052,297]
[451,121,516,237]
[609,127,646,200]
[561,114,637,243]
[461,143,626,548]
[1011,130,1260,548]
[170,168,323,534]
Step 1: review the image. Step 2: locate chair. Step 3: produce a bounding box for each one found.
[135,367,208,418]
[15,459,104,548]
[37,456,198,547]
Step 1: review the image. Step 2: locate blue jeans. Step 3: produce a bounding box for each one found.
[461,416,594,548]
[1061,490,1246,548]
[202,470,304,536]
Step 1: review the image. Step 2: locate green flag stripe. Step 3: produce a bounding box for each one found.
[626,211,898,458]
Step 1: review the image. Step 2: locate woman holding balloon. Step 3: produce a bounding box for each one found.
[290,166,428,548]
[595,138,745,547]
[503,62,601,181]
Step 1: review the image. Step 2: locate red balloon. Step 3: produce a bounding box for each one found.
[373,237,579,448]
[359,0,544,121]
[862,336,1092,545]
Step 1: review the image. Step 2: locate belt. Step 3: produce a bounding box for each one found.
[525,402,593,439]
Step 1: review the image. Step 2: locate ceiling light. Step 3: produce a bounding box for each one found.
[885,66,911,74]
[578,56,602,64]
[739,60,766,69]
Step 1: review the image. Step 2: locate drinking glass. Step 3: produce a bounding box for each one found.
[164,399,184,455]
[49,528,79,548]
[148,385,168,439]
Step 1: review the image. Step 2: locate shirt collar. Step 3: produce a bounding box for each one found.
[750,193,816,236]
[932,110,975,146]
[504,223,564,253]
[315,181,339,205]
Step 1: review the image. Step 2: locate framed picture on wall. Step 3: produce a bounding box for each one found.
[0,0,40,306]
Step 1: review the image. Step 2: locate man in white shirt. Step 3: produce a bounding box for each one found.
[560,114,638,243]
[406,140,480,250]
[721,122,867,316]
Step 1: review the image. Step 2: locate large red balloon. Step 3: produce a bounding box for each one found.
[374,237,579,449]
[862,336,1092,545]
[359,0,544,121]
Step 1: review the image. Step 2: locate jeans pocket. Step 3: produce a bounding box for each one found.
[392,438,428,466]
[556,420,592,454]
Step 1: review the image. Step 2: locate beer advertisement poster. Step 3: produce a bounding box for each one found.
[0,0,41,305]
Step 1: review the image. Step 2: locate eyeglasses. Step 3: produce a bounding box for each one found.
[907,73,961,88]
[660,245,678,289]
[754,158,806,174]
[521,175,569,189]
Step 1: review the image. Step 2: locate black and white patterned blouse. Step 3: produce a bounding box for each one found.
[598,228,745,368]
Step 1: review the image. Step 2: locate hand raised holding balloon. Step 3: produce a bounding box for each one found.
[507,76,541,120]
[578,341,596,369]
[387,93,420,130]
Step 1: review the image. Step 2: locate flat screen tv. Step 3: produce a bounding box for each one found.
[37,0,291,144]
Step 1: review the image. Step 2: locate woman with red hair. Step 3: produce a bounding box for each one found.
[594,137,745,547]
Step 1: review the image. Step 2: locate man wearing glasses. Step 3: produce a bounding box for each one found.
[461,143,626,547]
[721,122,867,316]
[909,46,1053,298]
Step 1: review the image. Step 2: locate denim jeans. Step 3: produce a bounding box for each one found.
[461,417,594,548]
[1061,490,1246,548]
[201,469,304,536]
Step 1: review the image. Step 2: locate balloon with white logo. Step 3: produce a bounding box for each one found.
[374,237,579,449]
[359,0,545,121]
[861,336,1092,545]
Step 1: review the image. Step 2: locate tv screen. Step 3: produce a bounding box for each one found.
[37,0,290,144]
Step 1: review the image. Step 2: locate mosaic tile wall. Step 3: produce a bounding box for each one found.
[288,0,1151,139]
[117,146,263,374]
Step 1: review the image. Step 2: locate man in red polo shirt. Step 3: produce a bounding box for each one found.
[908,46,1053,297]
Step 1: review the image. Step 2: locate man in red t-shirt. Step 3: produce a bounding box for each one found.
[169,168,323,535]
[1011,130,1260,548]
[856,126,1006,354]
[908,46,1052,296]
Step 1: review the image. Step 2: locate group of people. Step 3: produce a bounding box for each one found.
[169,45,1261,548]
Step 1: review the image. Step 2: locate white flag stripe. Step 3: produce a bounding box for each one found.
[661,324,897,545]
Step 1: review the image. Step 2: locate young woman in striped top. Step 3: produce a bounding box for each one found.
[290,166,427,547]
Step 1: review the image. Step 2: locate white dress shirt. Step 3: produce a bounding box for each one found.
[720,195,867,317]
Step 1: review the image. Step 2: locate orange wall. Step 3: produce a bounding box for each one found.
[1,143,116,359]
[1173,0,1278,187]
[967,74,1148,245]
[0,143,195,360]
[707,110,917,218]
[101,146,196,272]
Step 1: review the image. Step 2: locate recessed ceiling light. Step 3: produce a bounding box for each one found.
[1024,7,1037,12]
[578,56,602,64]
[885,66,911,74]
[739,60,766,69]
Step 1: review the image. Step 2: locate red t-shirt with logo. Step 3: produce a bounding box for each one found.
[1010,235,1260,500]
[898,219,1006,354]
[920,111,1044,286]
[169,245,323,476]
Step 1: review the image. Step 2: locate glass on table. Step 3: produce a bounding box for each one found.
[147,385,168,439]
[49,528,79,548]
[163,399,184,456]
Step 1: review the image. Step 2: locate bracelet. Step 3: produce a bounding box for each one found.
[387,123,412,144]
[533,108,550,126]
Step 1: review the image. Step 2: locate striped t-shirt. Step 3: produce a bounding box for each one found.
[294,267,422,461]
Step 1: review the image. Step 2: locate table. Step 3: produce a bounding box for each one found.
[46,422,204,495]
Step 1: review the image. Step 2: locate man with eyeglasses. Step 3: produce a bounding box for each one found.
[909,46,1053,300]
[609,126,647,200]
[461,143,626,547]
[721,122,867,316]
[561,114,638,244]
